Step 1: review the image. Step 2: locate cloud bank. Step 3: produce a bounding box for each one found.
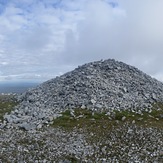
[0,0,163,82]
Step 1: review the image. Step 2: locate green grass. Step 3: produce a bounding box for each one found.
[0,95,18,121]
[52,104,163,132]
[52,109,110,130]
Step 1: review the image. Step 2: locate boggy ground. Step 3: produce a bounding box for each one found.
[0,95,163,162]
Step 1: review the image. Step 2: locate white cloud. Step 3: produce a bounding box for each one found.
[0,0,163,82]
[0,62,8,65]
[59,0,163,81]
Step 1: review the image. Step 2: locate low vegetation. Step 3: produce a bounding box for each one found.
[52,104,163,131]
[0,95,18,121]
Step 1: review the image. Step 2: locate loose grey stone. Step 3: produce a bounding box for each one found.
[36,124,42,129]
[81,104,86,109]
[19,122,36,131]
[122,116,126,121]
[4,114,13,123]
[159,114,163,119]
[3,59,163,128]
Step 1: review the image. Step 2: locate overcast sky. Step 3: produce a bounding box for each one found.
[0,0,163,82]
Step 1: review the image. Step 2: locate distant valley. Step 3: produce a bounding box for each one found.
[0,82,39,94]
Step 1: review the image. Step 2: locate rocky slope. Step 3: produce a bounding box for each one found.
[3,59,163,130]
[0,123,162,162]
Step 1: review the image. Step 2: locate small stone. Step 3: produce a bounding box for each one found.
[81,104,86,109]
[14,109,19,114]
[4,114,13,123]
[121,116,126,121]
[95,104,103,109]
[102,146,107,154]
[127,128,133,134]
[76,115,84,119]
[159,114,163,119]
[91,99,96,105]
[37,124,42,129]
[122,87,127,93]
[0,123,5,129]
[105,112,110,116]
[48,116,54,122]
[43,159,47,163]
[19,122,36,131]
[70,110,75,117]
[152,93,157,100]
[38,113,46,119]
[116,120,119,124]
[132,120,135,124]
[108,117,112,120]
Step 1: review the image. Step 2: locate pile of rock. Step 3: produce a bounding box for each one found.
[3,59,163,130]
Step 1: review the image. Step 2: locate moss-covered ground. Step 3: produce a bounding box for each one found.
[0,95,18,121]
[52,104,163,131]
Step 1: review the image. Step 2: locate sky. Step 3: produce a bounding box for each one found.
[0,0,163,83]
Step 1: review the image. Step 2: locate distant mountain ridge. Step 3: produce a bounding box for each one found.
[4,59,163,130]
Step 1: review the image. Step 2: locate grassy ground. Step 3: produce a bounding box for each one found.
[52,104,163,131]
[0,95,18,121]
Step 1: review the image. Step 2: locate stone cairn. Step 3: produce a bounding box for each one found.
[3,59,163,130]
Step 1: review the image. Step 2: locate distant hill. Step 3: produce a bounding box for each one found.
[0,82,39,94]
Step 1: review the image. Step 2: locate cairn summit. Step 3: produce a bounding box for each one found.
[4,59,163,130]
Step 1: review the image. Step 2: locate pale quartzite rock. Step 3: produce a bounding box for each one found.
[4,59,163,129]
